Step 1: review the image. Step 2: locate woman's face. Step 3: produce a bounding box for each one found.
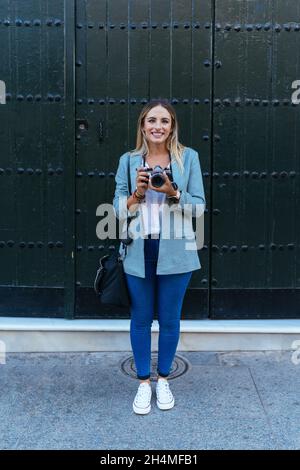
[142,105,173,147]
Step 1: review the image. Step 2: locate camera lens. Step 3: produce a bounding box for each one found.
[150,166,165,188]
[151,173,164,187]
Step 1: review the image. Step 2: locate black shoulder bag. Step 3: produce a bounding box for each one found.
[94,154,136,308]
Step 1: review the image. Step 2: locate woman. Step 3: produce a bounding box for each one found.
[113,99,206,415]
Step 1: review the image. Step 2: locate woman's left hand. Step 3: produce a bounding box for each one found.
[148,171,177,197]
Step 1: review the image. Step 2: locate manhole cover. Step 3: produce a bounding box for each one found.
[120,353,190,381]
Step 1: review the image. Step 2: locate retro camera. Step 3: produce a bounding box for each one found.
[145,165,174,188]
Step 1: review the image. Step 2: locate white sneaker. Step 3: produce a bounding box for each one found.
[156,379,175,410]
[133,382,152,415]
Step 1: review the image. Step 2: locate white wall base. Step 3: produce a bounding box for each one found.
[1,317,300,352]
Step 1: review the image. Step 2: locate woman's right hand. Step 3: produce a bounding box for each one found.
[135,167,149,196]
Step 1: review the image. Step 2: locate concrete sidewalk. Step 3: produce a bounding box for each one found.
[0,351,299,450]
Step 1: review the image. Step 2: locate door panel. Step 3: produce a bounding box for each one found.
[0,0,75,317]
[211,0,300,318]
[74,0,212,318]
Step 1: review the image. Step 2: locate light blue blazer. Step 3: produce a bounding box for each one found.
[113,146,206,278]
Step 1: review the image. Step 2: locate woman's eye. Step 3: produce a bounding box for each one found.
[149,120,169,123]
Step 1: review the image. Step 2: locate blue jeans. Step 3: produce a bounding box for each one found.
[125,237,192,380]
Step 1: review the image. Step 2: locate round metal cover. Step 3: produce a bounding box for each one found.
[120,353,190,381]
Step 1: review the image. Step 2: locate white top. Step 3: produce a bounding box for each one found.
[139,161,170,237]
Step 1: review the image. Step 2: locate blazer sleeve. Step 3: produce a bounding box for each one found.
[113,153,139,221]
[171,150,206,217]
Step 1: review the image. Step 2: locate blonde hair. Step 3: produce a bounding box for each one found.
[129,99,186,173]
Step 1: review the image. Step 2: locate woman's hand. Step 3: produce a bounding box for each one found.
[135,167,149,196]
[148,171,177,197]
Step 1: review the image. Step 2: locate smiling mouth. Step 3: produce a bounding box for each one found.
[152,132,164,137]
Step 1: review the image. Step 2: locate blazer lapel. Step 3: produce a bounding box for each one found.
[170,155,186,191]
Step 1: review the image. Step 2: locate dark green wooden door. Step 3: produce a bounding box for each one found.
[1,1,299,319]
[211,0,300,318]
[0,0,75,317]
[74,0,211,318]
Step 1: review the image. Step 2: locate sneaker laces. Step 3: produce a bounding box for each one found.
[157,380,173,400]
[135,383,151,404]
